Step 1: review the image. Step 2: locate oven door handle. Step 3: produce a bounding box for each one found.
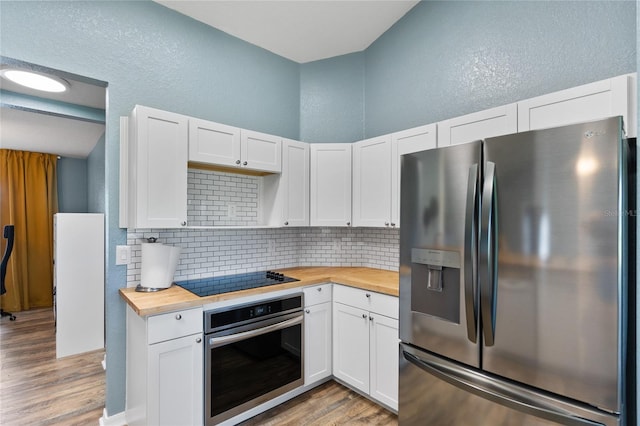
[208,314,303,348]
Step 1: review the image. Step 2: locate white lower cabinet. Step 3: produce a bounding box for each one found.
[304,284,333,385]
[332,285,399,411]
[126,306,203,426]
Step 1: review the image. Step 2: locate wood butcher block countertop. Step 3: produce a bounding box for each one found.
[119,266,399,317]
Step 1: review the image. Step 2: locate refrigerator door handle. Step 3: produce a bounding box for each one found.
[402,348,606,426]
[480,161,498,346]
[463,163,479,343]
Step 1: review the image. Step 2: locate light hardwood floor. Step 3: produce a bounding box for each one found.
[0,309,396,426]
[240,381,398,426]
[0,308,105,425]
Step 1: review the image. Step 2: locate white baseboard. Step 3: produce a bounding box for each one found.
[99,408,127,426]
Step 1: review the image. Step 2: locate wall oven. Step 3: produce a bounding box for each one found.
[204,293,304,425]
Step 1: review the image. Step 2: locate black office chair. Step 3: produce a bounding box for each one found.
[1,225,16,321]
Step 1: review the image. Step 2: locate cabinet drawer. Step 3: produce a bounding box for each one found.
[148,307,203,344]
[304,283,332,306]
[333,285,398,319]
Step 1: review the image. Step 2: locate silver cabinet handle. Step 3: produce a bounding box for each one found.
[175,314,182,320]
[196,337,202,343]
[236,160,241,164]
[180,221,187,226]
[305,309,310,314]
[243,161,248,166]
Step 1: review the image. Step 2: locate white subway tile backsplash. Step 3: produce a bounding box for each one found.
[125,226,399,287]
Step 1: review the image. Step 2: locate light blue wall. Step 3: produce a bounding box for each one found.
[364,0,637,137]
[0,0,299,415]
[57,157,88,213]
[88,133,106,214]
[300,53,364,143]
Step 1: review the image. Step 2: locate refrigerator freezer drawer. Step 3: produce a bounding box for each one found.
[399,343,620,426]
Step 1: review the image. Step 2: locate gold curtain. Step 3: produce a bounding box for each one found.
[0,149,58,311]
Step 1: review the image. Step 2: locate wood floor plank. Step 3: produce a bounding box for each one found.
[239,381,398,426]
[0,308,105,425]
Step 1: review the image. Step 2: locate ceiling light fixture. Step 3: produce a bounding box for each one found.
[1,68,69,93]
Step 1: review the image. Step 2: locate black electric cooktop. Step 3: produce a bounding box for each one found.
[175,271,299,297]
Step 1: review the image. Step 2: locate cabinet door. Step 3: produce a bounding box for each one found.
[437,103,517,147]
[148,333,203,426]
[130,105,188,228]
[333,302,369,394]
[391,124,437,228]
[310,144,352,227]
[241,129,282,173]
[188,118,241,168]
[518,74,636,137]
[282,139,310,226]
[304,302,332,385]
[352,136,392,227]
[370,314,399,411]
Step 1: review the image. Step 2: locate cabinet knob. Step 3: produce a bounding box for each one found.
[243,161,248,166]
[181,221,187,226]
[196,337,202,343]
[369,316,374,321]
[284,221,289,226]
[391,223,396,227]
[175,314,182,320]
[346,222,351,226]
[365,293,371,298]
[362,313,367,319]
[317,287,322,292]
[305,309,310,314]
[385,222,389,226]
[236,160,241,164]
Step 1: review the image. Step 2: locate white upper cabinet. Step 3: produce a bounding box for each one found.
[437,103,518,147]
[188,118,240,168]
[518,73,637,137]
[310,144,352,227]
[241,129,282,173]
[128,105,188,229]
[188,118,282,173]
[352,136,392,227]
[391,124,437,228]
[264,139,310,227]
[281,139,310,226]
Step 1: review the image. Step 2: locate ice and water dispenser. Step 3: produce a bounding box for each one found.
[411,248,461,324]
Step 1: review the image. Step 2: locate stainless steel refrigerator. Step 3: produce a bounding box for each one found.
[399,117,635,426]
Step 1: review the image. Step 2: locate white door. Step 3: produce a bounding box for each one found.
[310,144,352,227]
[131,105,188,228]
[369,314,399,411]
[518,74,636,137]
[352,136,392,227]
[437,103,518,147]
[333,302,369,394]
[241,129,282,173]
[188,117,241,168]
[391,124,437,227]
[282,139,310,227]
[304,301,332,385]
[148,333,203,426]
